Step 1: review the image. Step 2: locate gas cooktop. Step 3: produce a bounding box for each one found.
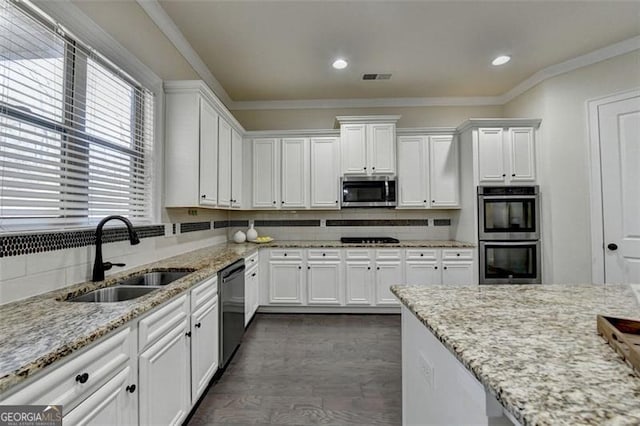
[340,237,400,244]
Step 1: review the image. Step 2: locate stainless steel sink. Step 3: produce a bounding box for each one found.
[68,286,158,303]
[116,270,193,286]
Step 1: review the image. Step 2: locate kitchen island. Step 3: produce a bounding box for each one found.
[391,284,640,426]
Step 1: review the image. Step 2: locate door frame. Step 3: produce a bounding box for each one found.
[587,88,640,284]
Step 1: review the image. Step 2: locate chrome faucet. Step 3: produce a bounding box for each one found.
[92,215,140,282]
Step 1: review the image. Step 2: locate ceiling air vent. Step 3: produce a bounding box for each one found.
[362,73,392,80]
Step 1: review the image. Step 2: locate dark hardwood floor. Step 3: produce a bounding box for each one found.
[188,314,402,426]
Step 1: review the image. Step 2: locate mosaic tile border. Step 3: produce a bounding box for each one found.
[433,219,452,226]
[0,225,165,258]
[179,221,211,234]
[213,220,250,229]
[254,220,321,227]
[326,219,429,227]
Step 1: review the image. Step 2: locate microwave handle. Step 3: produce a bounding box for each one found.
[385,180,389,201]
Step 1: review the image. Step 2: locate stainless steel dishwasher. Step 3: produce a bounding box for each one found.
[218,259,246,368]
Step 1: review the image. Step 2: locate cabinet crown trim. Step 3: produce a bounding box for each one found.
[335,115,401,127]
[456,118,541,133]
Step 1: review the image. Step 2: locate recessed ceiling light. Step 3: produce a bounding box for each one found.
[332,59,348,69]
[492,55,511,66]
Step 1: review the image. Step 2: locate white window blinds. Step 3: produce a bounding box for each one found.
[0,0,154,231]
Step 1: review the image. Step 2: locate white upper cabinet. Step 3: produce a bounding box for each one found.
[310,137,340,209]
[338,116,399,176]
[397,136,428,208]
[340,124,368,174]
[231,129,243,208]
[164,87,219,207]
[478,127,535,184]
[252,138,279,208]
[217,118,232,207]
[281,138,309,209]
[397,134,459,209]
[429,135,459,207]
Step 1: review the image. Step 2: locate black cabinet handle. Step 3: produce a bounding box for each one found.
[607,243,618,251]
[126,384,136,393]
[372,167,376,170]
[456,253,460,257]
[281,201,285,204]
[284,253,287,256]
[251,273,256,277]
[307,266,310,270]
[502,174,506,177]
[434,266,438,270]
[420,253,424,257]
[511,174,516,177]
[367,266,371,270]
[273,201,276,204]
[423,200,427,203]
[75,373,89,384]
[322,253,326,257]
[298,266,301,270]
[364,167,367,170]
[443,266,448,270]
[335,200,338,203]
[376,266,380,270]
[185,331,191,337]
[195,322,202,328]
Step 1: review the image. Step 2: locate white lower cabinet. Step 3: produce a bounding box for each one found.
[245,264,259,326]
[190,296,219,402]
[442,261,474,285]
[307,261,342,305]
[269,260,305,304]
[375,261,403,305]
[63,367,137,426]
[405,261,440,286]
[138,299,191,426]
[344,259,374,305]
[404,249,475,285]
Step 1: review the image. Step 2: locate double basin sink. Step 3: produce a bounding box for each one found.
[68,270,195,303]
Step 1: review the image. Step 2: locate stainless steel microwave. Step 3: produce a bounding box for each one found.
[341,176,397,208]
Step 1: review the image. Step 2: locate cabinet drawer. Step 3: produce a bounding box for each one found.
[442,249,474,260]
[307,249,341,260]
[406,249,438,261]
[139,294,189,352]
[191,276,217,312]
[375,249,402,260]
[245,265,258,280]
[345,249,371,260]
[2,327,134,415]
[245,251,259,267]
[269,249,303,260]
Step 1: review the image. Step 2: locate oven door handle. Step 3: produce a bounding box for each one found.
[480,195,538,200]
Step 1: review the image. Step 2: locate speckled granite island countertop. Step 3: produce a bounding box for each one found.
[391,284,640,426]
[0,239,469,395]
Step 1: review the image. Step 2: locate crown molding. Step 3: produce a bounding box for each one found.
[396,127,458,136]
[136,0,233,107]
[335,115,402,124]
[244,129,340,139]
[456,118,542,133]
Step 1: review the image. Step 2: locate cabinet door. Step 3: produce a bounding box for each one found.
[268,261,304,304]
[251,270,260,317]
[397,136,427,208]
[310,137,340,209]
[345,261,373,305]
[244,268,259,326]
[405,261,441,285]
[477,128,506,184]
[252,138,279,208]
[307,261,342,305]
[218,118,232,207]
[231,129,243,208]
[368,123,396,174]
[63,367,136,426]
[429,135,460,207]
[191,296,219,402]
[199,98,219,205]
[375,261,402,305]
[442,261,474,286]
[281,138,309,209]
[139,317,190,426]
[341,124,367,174]
[508,127,536,182]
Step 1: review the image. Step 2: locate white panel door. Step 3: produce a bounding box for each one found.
[281,138,309,209]
[139,318,190,426]
[199,98,218,206]
[217,118,232,207]
[269,261,304,304]
[345,261,373,305]
[477,128,506,184]
[405,261,441,286]
[397,136,427,208]
[231,129,243,208]
[430,135,460,207]
[508,128,536,182]
[252,138,279,208]
[190,297,218,402]
[600,95,640,283]
[368,123,396,174]
[63,367,136,426]
[375,261,402,305]
[341,124,367,174]
[307,261,342,305]
[310,137,340,209]
[441,262,474,286]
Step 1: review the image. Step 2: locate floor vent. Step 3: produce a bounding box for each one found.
[362,73,392,80]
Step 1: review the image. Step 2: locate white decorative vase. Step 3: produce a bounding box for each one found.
[233,230,246,243]
[246,224,258,242]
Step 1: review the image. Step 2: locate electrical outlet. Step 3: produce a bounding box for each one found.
[418,351,435,389]
[188,209,198,216]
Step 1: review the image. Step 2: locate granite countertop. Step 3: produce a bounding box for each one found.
[391,284,640,426]
[0,239,469,395]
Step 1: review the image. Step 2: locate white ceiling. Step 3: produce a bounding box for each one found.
[157,1,640,102]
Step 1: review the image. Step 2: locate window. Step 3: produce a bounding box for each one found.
[0,0,154,231]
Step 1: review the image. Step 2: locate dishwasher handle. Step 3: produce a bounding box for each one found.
[221,264,246,283]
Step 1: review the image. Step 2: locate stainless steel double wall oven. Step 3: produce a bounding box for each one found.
[478,186,541,284]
